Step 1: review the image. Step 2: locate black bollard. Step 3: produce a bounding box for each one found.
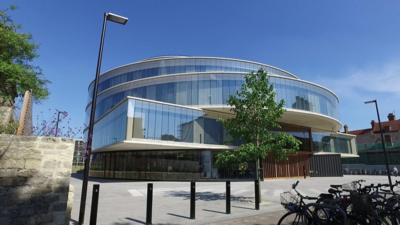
[190,181,196,219]
[89,184,100,225]
[226,181,231,214]
[255,180,260,210]
[146,183,153,224]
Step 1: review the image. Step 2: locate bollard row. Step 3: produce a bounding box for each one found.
[87,180,261,225]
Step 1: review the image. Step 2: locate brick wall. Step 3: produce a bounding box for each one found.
[0,135,74,225]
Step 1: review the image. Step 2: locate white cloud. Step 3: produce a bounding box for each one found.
[317,60,400,98]
[313,60,400,130]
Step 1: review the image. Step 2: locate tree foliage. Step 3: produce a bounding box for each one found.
[0,118,18,134]
[215,69,301,170]
[0,6,49,105]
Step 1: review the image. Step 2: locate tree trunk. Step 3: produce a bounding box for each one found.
[255,133,261,202]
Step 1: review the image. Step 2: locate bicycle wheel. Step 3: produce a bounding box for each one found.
[312,204,348,225]
[348,214,389,225]
[386,196,400,225]
[278,211,311,225]
[389,209,400,225]
[379,217,392,225]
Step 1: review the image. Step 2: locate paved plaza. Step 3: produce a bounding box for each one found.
[69,175,394,225]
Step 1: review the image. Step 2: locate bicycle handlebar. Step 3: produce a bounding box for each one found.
[303,196,319,200]
[292,180,300,189]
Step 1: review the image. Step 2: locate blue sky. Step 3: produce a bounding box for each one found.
[3,0,400,133]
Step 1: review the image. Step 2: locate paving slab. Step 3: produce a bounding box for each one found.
[69,175,395,225]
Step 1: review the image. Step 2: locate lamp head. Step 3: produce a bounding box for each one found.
[106,13,128,25]
[364,100,376,104]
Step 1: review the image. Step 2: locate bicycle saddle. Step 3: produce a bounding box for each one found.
[319,193,334,199]
[330,184,342,189]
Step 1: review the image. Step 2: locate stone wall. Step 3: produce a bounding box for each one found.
[0,135,74,225]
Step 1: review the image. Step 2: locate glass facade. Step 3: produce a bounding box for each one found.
[88,57,297,95]
[92,97,231,149]
[88,74,338,121]
[85,57,356,181]
[280,123,311,152]
[312,132,354,154]
[131,98,205,143]
[91,98,354,156]
[86,57,348,153]
[92,101,128,149]
[90,150,256,180]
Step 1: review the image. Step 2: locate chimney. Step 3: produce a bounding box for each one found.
[343,124,348,133]
[371,120,375,129]
[388,113,395,121]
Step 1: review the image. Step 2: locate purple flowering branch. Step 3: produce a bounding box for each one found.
[32,109,83,139]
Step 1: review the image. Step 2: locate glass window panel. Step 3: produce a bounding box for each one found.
[93,101,127,149]
[174,107,180,141]
[141,101,149,138]
[155,104,162,140]
[167,105,175,140]
[177,108,184,141]
[181,109,192,142]
[147,102,156,139]
[222,80,230,104]
[146,85,157,101]
[229,80,236,98]
[211,79,222,105]
[199,79,210,105]
[132,100,144,138]
[176,81,188,105]
[161,104,169,140]
[191,78,198,105]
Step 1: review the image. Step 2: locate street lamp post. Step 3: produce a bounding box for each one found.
[55,110,61,137]
[78,12,128,225]
[54,110,66,137]
[364,99,393,190]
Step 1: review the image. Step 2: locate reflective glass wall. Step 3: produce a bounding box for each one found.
[312,132,354,154]
[88,74,338,121]
[88,57,297,95]
[91,97,353,156]
[281,123,311,152]
[129,98,227,145]
[92,97,230,149]
[90,150,256,180]
[93,101,128,149]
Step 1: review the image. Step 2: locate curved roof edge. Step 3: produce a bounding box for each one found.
[92,56,298,83]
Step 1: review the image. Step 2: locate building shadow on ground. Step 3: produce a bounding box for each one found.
[165,191,253,202]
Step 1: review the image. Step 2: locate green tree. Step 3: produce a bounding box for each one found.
[215,69,301,180]
[0,6,49,106]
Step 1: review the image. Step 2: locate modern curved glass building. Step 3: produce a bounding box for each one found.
[86,56,357,180]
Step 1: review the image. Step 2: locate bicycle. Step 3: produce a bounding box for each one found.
[278,181,347,225]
